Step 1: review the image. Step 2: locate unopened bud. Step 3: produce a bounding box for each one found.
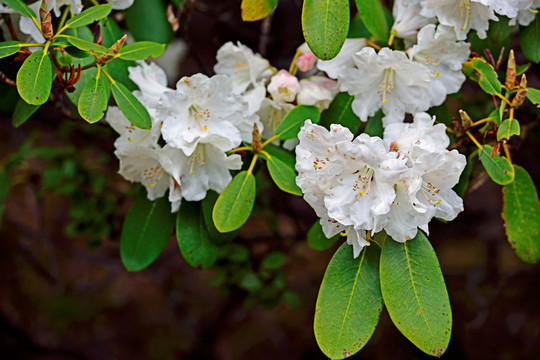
[459,109,473,129]
[505,49,516,88]
[267,69,300,103]
[511,74,527,107]
[40,0,53,41]
[98,35,127,64]
[297,52,316,72]
[252,123,262,153]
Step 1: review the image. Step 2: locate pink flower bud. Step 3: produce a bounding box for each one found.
[267,70,300,103]
[296,52,317,72]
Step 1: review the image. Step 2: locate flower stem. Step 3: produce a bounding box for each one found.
[19,43,46,48]
[503,143,512,164]
[57,5,71,31]
[471,118,490,127]
[466,131,483,150]
[288,49,301,76]
[230,146,252,153]
[247,154,259,175]
[261,135,279,149]
[387,29,396,47]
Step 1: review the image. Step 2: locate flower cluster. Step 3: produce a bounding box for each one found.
[296,114,466,257]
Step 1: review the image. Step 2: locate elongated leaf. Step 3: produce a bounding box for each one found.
[526,87,540,107]
[16,50,52,105]
[380,233,452,357]
[363,110,383,137]
[307,221,339,251]
[354,0,389,42]
[320,92,360,134]
[472,58,502,95]
[497,119,520,141]
[120,189,176,272]
[520,15,540,63]
[480,145,514,185]
[201,191,237,242]
[111,81,151,129]
[502,165,540,264]
[66,67,97,105]
[118,41,166,60]
[66,36,113,55]
[64,4,112,29]
[12,98,39,127]
[177,200,219,269]
[275,105,320,139]
[0,0,36,18]
[125,0,173,43]
[213,171,256,232]
[315,242,382,359]
[0,41,19,59]
[241,0,278,21]
[266,154,302,195]
[78,76,110,123]
[301,0,350,60]
[262,143,296,169]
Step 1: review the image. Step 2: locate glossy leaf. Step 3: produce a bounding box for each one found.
[526,87,540,108]
[307,221,339,251]
[262,144,296,169]
[320,92,360,134]
[0,41,19,59]
[275,105,320,139]
[78,76,110,123]
[265,154,302,195]
[16,50,52,105]
[301,0,350,60]
[125,0,173,43]
[479,145,515,185]
[354,0,389,41]
[201,191,237,242]
[315,242,382,359]
[0,0,36,18]
[66,36,113,55]
[117,41,166,60]
[111,80,152,129]
[380,232,452,357]
[472,58,502,95]
[519,15,540,63]
[12,98,39,128]
[213,171,256,232]
[241,0,278,21]
[363,110,383,137]
[502,165,540,264]
[120,189,176,272]
[177,200,219,269]
[66,67,97,105]
[497,119,520,141]
[487,108,501,126]
[64,4,112,29]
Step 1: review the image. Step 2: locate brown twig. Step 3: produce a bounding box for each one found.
[0,71,16,87]
[2,14,19,41]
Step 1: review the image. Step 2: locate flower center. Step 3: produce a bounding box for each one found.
[455,0,471,31]
[143,165,164,188]
[189,146,206,175]
[352,165,374,197]
[378,68,394,104]
[189,104,210,132]
[420,181,442,205]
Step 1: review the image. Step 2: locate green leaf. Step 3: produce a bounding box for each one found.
[275,105,320,139]
[320,92,360,134]
[64,4,112,29]
[201,191,237,242]
[261,252,285,270]
[265,153,302,195]
[314,242,382,359]
[380,232,452,357]
[516,62,531,75]
[472,58,502,95]
[100,17,123,47]
[487,108,501,126]
[262,143,296,169]
[526,87,540,108]
[65,36,113,55]
[176,200,219,269]
[307,221,339,251]
[469,17,513,59]
[120,189,175,272]
[497,119,520,141]
[354,0,389,42]
[0,0,36,18]
[480,145,515,185]
[301,0,350,60]
[363,110,383,137]
[16,50,53,105]
[502,165,540,264]
[213,171,256,232]
[241,0,278,21]
[111,80,152,129]
[78,76,110,123]
[348,13,371,39]
[117,41,166,60]
[125,0,173,43]
[428,103,452,126]
[12,98,39,127]
[66,67,97,105]
[520,15,540,63]
[0,41,19,59]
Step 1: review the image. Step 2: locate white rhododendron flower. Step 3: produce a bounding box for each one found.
[106,106,162,151]
[52,0,83,16]
[128,62,172,112]
[267,70,301,103]
[382,113,466,242]
[476,0,533,18]
[317,38,366,79]
[214,41,273,95]
[297,76,338,111]
[159,74,246,155]
[258,98,294,140]
[421,0,498,40]
[339,47,431,125]
[108,0,135,10]
[392,0,436,44]
[408,24,470,107]
[510,0,540,25]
